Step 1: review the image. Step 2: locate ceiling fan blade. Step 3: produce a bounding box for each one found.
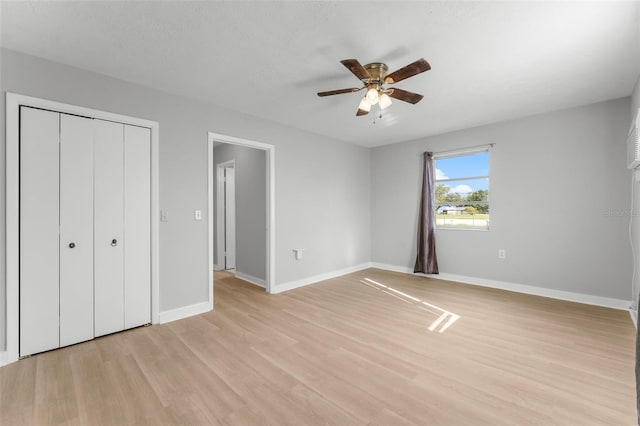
[317,87,362,97]
[341,59,371,81]
[384,58,431,84]
[356,108,369,116]
[388,88,424,104]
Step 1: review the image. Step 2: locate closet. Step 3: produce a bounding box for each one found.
[19,106,151,357]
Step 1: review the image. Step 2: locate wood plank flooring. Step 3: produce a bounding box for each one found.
[1,268,636,425]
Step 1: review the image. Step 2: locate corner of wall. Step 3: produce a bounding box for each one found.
[157,301,211,324]
[234,271,266,288]
[272,263,372,294]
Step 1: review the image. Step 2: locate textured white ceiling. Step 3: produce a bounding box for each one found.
[1,1,639,147]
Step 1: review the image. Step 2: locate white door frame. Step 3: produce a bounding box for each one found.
[207,132,275,296]
[216,160,235,270]
[4,92,160,366]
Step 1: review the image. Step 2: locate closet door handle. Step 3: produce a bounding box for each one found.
[111,239,117,247]
[68,242,76,249]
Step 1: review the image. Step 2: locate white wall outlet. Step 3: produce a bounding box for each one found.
[498,249,506,259]
[293,249,304,260]
[160,210,169,222]
[194,210,202,220]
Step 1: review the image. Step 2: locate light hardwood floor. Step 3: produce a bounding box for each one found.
[1,268,636,425]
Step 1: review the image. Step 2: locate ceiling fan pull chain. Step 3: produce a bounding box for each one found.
[374,104,382,124]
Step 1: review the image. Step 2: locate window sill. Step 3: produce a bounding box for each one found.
[436,227,490,232]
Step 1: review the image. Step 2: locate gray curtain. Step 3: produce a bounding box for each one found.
[414,151,439,274]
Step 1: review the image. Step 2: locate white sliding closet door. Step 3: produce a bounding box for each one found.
[124,125,151,328]
[19,107,60,356]
[59,114,95,347]
[94,120,125,337]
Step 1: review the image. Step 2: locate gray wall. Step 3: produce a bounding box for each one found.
[371,98,632,300]
[213,144,267,281]
[0,48,372,350]
[632,77,640,117]
[630,75,640,310]
[0,46,634,355]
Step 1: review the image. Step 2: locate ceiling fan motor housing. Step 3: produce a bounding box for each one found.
[363,63,388,83]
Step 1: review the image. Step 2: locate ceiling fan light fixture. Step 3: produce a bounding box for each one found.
[318,58,431,118]
[366,87,379,105]
[379,93,392,110]
[358,97,372,112]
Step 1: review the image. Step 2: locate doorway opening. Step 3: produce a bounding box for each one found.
[207,132,275,301]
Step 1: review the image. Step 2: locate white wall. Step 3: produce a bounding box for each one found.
[371,98,632,301]
[0,48,372,351]
[213,143,267,281]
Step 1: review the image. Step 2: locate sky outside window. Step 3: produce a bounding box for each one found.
[435,152,489,195]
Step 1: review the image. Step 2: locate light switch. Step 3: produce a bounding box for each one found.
[194,210,202,220]
[161,210,169,222]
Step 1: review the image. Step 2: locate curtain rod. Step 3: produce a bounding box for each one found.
[420,143,495,158]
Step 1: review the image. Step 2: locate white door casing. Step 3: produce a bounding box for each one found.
[208,132,275,296]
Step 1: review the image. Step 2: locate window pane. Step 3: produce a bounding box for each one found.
[434,151,490,230]
[435,178,489,202]
[435,151,488,180]
[435,213,489,230]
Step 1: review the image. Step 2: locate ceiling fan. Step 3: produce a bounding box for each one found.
[317,58,431,116]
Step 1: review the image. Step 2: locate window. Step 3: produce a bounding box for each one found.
[434,150,489,230]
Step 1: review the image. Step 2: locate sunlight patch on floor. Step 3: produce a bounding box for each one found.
[362,277,460,333]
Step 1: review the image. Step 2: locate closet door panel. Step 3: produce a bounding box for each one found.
[59,114,95,347]
[124,125,151,328]
[19,107,60,356]
[94,120,125,337]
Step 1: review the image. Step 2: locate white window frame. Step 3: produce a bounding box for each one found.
[433,146,491,231]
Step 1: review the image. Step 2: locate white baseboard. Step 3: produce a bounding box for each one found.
[370,262,632,311]
[0,351,7,367]
[369,262,413,275]
[234,271,266,288]
[158,301,211,324]
[272,263,371,294]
